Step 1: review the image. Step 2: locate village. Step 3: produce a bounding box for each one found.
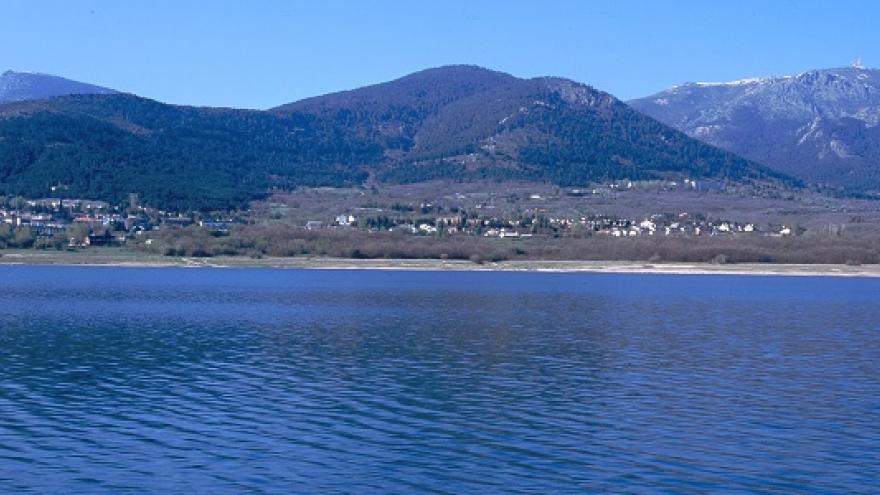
[0,186,800,252]
[0,196,243,249]
[273,179,810,241]
[321,207,792,238]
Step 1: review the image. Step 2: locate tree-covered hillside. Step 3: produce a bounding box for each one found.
[0,66,792,210]
[0,95,380,210]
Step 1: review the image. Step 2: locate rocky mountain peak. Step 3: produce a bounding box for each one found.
[629,66,880,194]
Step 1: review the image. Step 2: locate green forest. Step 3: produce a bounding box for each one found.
[0,68,790,211]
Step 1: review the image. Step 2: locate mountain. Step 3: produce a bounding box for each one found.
[0,94,378,210]
[274,65,786,185]
[629,66,880,194]
[0,66,788,210]
[0,70,117,104]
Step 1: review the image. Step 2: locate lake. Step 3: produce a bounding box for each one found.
[0,265,878,493]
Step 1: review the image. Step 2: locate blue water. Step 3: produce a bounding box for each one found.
[0,266,878,494]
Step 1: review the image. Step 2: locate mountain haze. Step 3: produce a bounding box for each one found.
[0,66,787,210]
[0,70,117,104]
[630,66,880,193]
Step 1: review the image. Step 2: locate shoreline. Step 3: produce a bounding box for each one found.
[1,250,879,277]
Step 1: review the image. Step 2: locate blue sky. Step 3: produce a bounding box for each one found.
[1,0,877,108]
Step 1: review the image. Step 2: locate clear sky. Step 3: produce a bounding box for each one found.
[1,0,877,109]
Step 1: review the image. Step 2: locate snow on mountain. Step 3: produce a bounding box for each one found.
[629,66,880,193]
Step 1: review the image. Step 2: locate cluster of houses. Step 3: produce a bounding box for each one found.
[587,215,764,237]
[2,191,798,252]
[1,207,127,247]
[317,209,795,239]
[0,197,244,248]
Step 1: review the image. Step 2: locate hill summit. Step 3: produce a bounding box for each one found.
[273,65,784,186]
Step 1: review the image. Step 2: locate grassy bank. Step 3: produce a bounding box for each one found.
[127,225,880,265]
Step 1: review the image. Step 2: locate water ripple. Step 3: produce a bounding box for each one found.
[0,266,879,493]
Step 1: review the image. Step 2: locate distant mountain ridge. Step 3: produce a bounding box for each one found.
[0,70,116,103]
[0,66,788,210]
[629,66,880,194]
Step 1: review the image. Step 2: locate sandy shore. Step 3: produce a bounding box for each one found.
[1,249,879,277]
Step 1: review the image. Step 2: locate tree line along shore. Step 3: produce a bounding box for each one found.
[3,225,877,267]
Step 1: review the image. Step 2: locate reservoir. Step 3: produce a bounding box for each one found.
[0,266,878,493]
